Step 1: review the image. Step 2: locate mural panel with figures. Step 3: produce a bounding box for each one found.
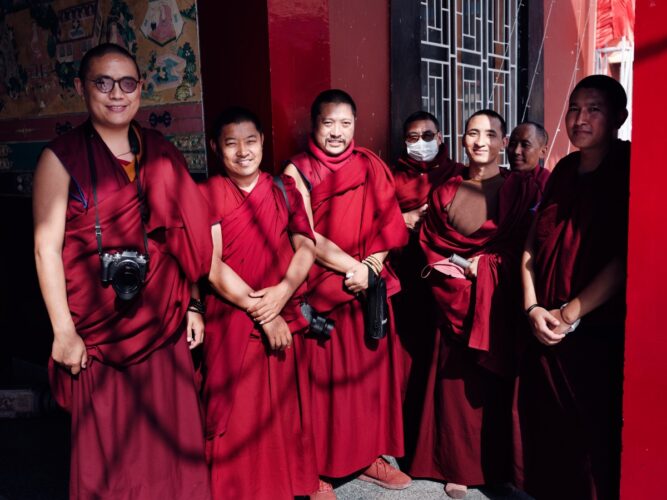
[0,0,206,195]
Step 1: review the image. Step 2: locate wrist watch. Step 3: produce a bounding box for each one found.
[560,303,581,333]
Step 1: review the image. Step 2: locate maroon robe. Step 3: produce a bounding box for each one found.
[47,122,212,500]
[514,140,630,500]
[527,164,551,202]
[392,145,459,212]
[409,166,541,486]
[199,172,318,499]
[390,147,462,461]
[289,138,409,477]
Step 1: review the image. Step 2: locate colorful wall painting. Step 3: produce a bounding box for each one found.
[0,0,207,196]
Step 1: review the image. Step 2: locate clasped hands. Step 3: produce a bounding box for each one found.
[527,307,573,346]
[247,281,293,351]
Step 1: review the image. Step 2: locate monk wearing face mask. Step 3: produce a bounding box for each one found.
[389,111,460,462]
[392,112,460,231]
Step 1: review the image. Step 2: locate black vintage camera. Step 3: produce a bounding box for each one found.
[100,251,149,301]
[301,302,335,339]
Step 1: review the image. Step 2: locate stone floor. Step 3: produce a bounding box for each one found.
[335,478,532,500]
[333,457,533,500]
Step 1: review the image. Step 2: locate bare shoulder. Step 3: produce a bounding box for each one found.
[284,163,308,194]
[34,148,70,193]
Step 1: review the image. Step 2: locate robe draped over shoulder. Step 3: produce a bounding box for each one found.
[45,121,212,500]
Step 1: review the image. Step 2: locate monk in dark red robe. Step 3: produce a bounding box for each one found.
[516,75,630,500]
[410,110,542,499]
[33,45,211,500]
[389,111,460,463]
[507,121,550,196]
[285,90,410,496]
[200,107,319,500]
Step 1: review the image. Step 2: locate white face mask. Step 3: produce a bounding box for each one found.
[406,139,439,162]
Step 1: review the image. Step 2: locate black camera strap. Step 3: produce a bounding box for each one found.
[85,123,150,258]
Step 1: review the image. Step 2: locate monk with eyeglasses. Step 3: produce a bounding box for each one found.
[33,43,212,499]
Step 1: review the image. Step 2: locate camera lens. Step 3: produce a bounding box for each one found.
[112,261,141,300]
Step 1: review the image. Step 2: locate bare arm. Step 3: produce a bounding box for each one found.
[559,256,625,325]
[284,163,358,271]
[209,223,292,350]
[248,233,315,324]
[33,149,88,374]
[208,223,258,310]
[284,163,384,292]
[521,218,564,345]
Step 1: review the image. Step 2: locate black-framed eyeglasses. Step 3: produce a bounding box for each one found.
[405,131,438,143]
[88,76,141,94]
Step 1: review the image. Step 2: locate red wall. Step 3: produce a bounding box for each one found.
[198,1,390,170]
[620,0,667,496]
[267,0,332,167]
[197,0,273,170]
[329,0,390,159]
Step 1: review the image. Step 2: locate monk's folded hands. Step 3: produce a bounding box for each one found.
[247,280,292,324]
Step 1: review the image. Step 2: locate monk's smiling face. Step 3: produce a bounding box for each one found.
[214,121,264,184]
[463,114,507,167]
[566,87,619,152]
[313,102,356,156]
[75,53,142,131]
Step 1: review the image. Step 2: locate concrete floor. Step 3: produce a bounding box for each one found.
[333,457,533,500]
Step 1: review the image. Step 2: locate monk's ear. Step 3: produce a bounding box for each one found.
[615,108,629,130]
[209,138,219,155]
[539,143,548,159]
[74,78,84,98]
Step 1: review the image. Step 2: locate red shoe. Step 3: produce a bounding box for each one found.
[309,479,336,500]
[358,457,412,490]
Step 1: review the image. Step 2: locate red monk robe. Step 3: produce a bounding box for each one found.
[289,139,409,478]
[390,145,460,461]
[199,171,319,499]
[47,122,212,500]
[514,140,630,500]
[392,144,459,212]
[410,165,543,486]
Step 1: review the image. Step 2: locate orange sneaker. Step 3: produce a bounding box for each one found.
[309,479,336,500]
[358,457,412,490]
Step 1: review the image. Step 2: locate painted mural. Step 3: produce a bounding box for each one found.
[0,0,202,118]
[0,0,207,195]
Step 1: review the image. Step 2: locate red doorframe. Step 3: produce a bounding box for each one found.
[620,0,667,496]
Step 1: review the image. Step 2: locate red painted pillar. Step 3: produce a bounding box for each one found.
[199,1,390,170]
[267,0,332,167]
[620,1,667,497]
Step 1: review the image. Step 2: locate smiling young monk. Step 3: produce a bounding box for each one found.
[199,107,319,500]
[515,75,630,500]
[410,110,544,499]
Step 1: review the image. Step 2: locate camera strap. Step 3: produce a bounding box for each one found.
[85,123,150,258]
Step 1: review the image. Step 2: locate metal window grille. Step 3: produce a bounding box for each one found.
[420,0,518,163]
